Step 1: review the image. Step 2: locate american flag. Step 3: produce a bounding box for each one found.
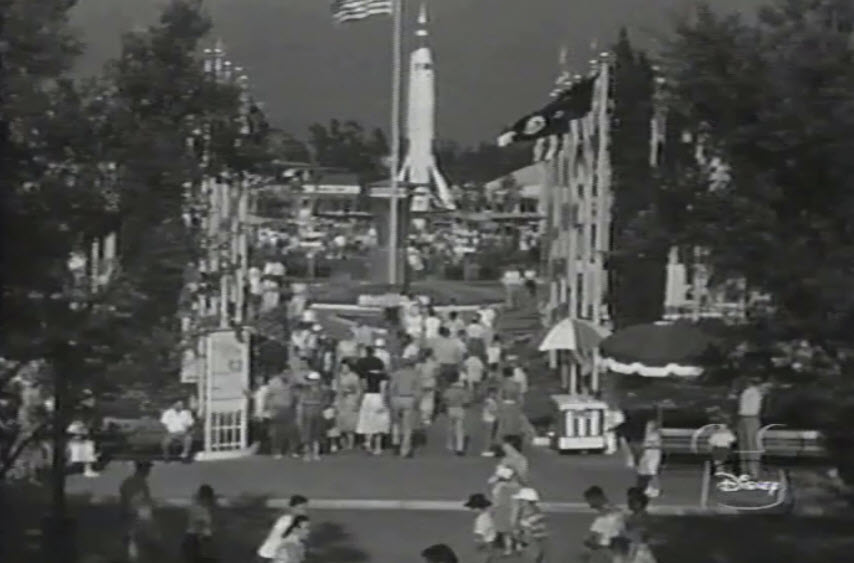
[331,0,393,24]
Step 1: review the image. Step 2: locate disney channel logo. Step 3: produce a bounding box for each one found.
[709,469,790,511]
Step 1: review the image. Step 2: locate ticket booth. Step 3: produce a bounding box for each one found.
[551,394,608,452]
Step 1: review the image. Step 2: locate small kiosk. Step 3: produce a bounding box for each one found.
[551,394,609,453]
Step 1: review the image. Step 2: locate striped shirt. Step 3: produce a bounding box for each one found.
[518,506,548,540]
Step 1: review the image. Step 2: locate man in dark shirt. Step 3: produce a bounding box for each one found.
[355,346,386,381]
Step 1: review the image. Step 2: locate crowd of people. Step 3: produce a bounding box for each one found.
[247,300,538,461]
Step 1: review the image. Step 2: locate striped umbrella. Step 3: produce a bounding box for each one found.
[538,317,609,355]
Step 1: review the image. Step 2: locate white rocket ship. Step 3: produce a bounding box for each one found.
[398,3,455,213]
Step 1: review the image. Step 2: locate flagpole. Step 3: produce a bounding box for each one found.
[388,0,403,286]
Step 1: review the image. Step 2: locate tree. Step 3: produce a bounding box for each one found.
[307,118,389,182]
[606,28,667,329]
[660,0,854,481]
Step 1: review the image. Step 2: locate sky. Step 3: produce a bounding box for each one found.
[70,0,762,146]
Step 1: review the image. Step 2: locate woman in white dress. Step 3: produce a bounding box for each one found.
[355,350,390,455]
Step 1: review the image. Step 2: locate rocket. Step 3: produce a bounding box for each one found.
[398,2,456,213]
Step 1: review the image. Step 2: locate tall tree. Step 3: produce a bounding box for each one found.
[606,28,666,329]
[661,0,854,481]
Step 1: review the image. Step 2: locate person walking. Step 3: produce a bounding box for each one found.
[480,386,500,456]
[488,465,522,557]
[499,367,522,403]
[466,317,487,360]
[495,436,531,485]
[486,336,503,382]
[355,346,390,455]
[267,373,298,459]
[433,327,466,394]
[581,486,626,563]
[272,515,311,563]
[513,488,548,563]
[389,356,422,458]
[636,419,662,498]
[463,353,486,398]
[120,461,155,562]
[257,495,309,562]
[494,398,535,455]
[334,361,362,451]
[708,419,737,473]
[182,484,217,563]
[247,375,270,455]
[418,349,440,426]
[624,488,658,563]
[298,372,328,461]
[464,493,497,563]
[443,377,470,455]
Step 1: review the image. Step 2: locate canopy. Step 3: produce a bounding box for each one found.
[538,318,608,354]
[599,322,715,378]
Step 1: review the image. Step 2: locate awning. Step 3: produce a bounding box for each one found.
[599,322,716,377]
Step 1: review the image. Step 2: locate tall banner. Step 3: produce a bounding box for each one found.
[200,329,250,459]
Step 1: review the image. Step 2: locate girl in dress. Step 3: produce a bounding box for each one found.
[67,418,99,478]
[335,361,362,450]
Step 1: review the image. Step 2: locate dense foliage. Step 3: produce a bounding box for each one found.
[660,0,854,480]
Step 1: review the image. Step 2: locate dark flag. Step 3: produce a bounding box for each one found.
[498,75,597,146]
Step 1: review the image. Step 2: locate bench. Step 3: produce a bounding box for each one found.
[660,428,827,460]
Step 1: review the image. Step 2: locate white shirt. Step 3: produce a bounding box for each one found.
[474,511,497,543]
[424,316,441,339]
[161,408,194,434]
[257,513,294,558]
[375,348,392,369]
[590,510,626,547]
[480,308,496,328]
[466,322,485,340]
[739,386,763,416]
[402,343,420,360]
[249,267,262,296]
[512,367,529,394]
[253,385,270,419]
[709,428,736,448]
[486,345,502,365]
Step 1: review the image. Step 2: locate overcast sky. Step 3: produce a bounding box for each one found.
[71,0,761,146]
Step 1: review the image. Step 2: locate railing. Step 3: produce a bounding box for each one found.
[660,428,826,459]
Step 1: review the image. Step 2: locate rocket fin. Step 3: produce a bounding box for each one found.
[429,157,455,210]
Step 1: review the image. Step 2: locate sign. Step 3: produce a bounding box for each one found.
[709,469,790,511]
[207,330,247,402]
[200,329,250,457]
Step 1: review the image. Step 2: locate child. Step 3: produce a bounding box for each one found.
[708,421,736,473]
[464,493,497,562]
[489,465,521,557]
[67,418,99,478]
[481,387,499,457]
[513,487,548,563]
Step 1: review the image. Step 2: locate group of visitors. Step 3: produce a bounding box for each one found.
[246,300,538,461]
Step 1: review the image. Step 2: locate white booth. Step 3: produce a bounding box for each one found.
[551,394,608,453]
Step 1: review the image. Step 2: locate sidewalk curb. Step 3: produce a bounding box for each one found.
[78,495,740,515]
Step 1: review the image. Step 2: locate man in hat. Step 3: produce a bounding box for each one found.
[513,488,548,563]
[464,493,497,561]
[389,356,422,458]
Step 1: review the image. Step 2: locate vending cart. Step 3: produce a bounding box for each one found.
[551,394,608,453]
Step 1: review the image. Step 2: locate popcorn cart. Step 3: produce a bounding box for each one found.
[551,394,608,453]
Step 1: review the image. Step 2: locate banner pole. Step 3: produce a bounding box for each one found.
[388,0,403,286]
